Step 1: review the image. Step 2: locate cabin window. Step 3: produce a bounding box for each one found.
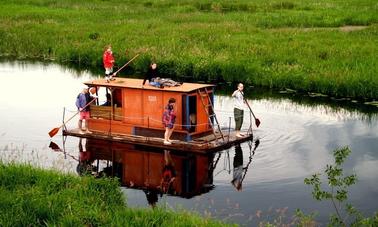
[112,88,123,121]
[113,89,122,108]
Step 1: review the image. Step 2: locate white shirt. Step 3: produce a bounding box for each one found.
[233,90,244,110]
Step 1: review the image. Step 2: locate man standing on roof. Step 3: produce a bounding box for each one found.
[103,45,116,82]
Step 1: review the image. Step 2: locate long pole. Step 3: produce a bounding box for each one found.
[113,53,140,76]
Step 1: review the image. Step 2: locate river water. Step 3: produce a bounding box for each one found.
[0,61,377,225]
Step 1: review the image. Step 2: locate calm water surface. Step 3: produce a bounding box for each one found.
[0,62,377,225]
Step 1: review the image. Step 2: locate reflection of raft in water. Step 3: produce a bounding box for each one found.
[63,78,253,153]
[78,139,217,199]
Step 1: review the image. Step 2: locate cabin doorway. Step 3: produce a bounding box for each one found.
[188,95,197,133]
[111,88,123,121]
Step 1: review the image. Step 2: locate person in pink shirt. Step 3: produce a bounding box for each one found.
[162,98,176,145]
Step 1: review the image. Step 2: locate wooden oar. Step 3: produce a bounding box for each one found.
[48,97,97,138]
[241,92,261,127]
[113,53,140,76]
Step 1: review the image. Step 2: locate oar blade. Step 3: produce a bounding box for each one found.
[255,118,261,128]
[48,127,60,138]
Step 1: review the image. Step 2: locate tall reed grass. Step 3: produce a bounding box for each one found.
[0,162,229,226]
[0,0,377,99]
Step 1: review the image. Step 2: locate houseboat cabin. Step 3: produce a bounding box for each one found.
[63,77,252,153]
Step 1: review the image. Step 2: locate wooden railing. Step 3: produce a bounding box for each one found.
[90,105,123,121]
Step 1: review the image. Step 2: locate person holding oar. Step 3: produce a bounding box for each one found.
[142,62,158,87]
[48,90,97,138]
[75,87,93,134]
[232,83,261,138]
[232,83,246,138]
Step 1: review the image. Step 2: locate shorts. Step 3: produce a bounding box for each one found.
[164,122,174,129]
[105,67,113,75]
[79,111,90,120]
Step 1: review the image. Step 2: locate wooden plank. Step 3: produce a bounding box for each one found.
[91,105,112,119]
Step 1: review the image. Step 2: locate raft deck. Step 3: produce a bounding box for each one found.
[63,129,252,153]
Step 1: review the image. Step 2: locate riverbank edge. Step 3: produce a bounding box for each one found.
[0,162,231,226]
[3,55,377,102]
[1,0,377,100]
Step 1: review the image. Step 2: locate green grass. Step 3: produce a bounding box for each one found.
[0,162,230,226]
[0,0,377,99]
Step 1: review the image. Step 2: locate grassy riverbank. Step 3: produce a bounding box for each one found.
[0,0,377,99]
[0,162,228,226]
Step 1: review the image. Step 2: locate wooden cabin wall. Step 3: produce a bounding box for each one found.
[123,89,183,132]
[142,90,164,128]
[88,118,133,134]
[123,89,143,126]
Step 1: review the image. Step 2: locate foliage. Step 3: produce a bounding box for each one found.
[0,0,377,99]
[303,146,378,226]
[0,162,230,226]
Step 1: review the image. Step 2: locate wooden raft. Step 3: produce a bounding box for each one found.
[63,129,253,154]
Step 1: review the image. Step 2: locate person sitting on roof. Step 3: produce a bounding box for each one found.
[142,63,158,86]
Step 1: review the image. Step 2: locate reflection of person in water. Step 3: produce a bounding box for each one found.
[76,138,95,176]
[231,139,260,191]
[231,144,244,191]
[143,189,159,208]
[160,150,176,194]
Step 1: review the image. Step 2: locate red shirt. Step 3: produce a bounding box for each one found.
[103,50,114,68]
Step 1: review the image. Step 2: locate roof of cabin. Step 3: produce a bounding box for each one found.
[84,78,215,93]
